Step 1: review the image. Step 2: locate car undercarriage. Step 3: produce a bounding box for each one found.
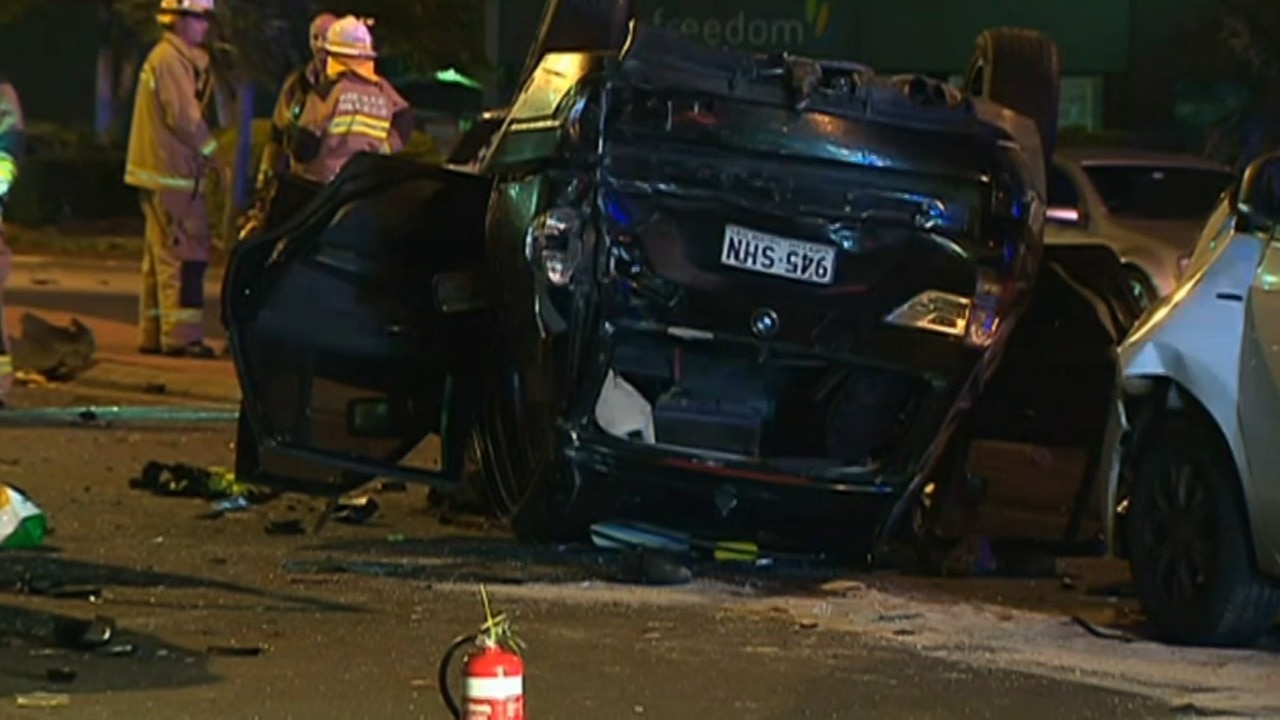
[224,3,1143,564]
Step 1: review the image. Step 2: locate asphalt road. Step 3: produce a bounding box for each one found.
[5,287,227,341]
[0,415,1175,720]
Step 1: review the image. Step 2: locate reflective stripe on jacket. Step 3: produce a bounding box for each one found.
[291,71,411,183]
[0,79,23,191]
[124,33,217,191]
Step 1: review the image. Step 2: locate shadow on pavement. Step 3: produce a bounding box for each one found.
[0,551,363,614]
[290,534,849,596]
[0,603,220,696]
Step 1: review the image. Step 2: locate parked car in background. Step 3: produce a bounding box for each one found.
[1109,150,1280,647]
[1045,148,1234,309]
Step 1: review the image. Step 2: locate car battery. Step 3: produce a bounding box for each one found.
[653,389,765,456]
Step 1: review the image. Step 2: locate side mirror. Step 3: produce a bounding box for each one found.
[1236,152,1280,233]
[1046,206,1085,226]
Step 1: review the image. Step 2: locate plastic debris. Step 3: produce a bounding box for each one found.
[54,616,115,650]
[99,643,138,657]
[15,692,71,708]
[333,496,379,525]
[207,643,269,657]
[8,311,95,380]
[210,496,252,514]
[590,520,758,561]
[0,483,47,549]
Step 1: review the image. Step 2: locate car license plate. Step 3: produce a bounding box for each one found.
[720,224,836,285]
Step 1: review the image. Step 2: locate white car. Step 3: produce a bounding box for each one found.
[1108,150,1280,647]
[1046,148,1234,309]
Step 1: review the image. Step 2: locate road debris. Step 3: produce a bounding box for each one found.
[18,578,104,604]
[332,495,379,525]
[1070,615,1141,643]
[14,691,71,708]
[207,496,252,516]
[54,615,115,650]
[8,311,94,380]
[131,462,273,502]
[0,483,46,548]
[207,643,270,657]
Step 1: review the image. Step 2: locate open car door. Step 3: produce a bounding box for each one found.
[1238,235,1280,572]
[932,245,1140,550]
[223,153,494,497]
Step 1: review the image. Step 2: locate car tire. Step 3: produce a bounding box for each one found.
[475,367,585,544]
[518,0,634,84]
[1125,411,1280,647]
[964,27,1061,169]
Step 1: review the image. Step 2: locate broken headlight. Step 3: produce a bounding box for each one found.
[525,207,583,287]
[882,269,1009,348]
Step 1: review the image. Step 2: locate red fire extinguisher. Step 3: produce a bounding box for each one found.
[439,586,525,720]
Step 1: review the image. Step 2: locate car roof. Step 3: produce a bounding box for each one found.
[1055,147,1232,172]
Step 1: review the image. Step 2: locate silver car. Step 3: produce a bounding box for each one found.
[1108,151,1280,647]
[1046,148,1234,308]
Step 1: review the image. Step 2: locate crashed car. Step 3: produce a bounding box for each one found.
[224,1,1142,560]
[1108,151,1280,647]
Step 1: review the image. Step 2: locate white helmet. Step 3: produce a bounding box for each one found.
[323,15,377,59]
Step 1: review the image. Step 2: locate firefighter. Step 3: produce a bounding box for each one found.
[124,0,222,359]
[0,74,24,407]
[290,15,413,184]
[238,11,337,239]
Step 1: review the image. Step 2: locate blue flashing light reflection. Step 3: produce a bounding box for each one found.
[601,187,633,229]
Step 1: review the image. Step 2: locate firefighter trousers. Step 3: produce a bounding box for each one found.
[0,215,12,405]
[138,188,211,351]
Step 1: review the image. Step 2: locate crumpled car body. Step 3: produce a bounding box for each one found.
[223,19,1139,558]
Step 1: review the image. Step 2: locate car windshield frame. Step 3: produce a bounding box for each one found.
[1079,162,1234,221]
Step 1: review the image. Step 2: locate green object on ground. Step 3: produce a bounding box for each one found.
[0,484,47,549]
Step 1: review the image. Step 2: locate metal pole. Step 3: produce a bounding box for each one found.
[0,405,240,427]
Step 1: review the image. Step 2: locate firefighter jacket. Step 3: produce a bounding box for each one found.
[290,69,412,183]
[0,75,23,199]
[124,32,218,192]
[256,61,323,186]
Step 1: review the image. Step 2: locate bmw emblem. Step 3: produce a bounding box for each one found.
[750,308,779,339]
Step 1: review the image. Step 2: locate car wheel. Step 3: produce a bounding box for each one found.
[476,366,584,543]
[1125,411,1280,647]
[964,27,1061,169]
[1122,263,1158,312]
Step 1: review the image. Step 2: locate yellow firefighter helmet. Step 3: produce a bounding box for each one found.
[157,0,215,15]
[323,15,378,59]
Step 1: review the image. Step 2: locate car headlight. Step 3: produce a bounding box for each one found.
[525,207,583,287]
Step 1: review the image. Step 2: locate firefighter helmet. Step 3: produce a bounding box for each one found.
[309,12,338,54]
[323,15,377,59]
[157,0,215,15]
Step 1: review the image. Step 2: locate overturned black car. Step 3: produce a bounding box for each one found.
[224,2,1142,561]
